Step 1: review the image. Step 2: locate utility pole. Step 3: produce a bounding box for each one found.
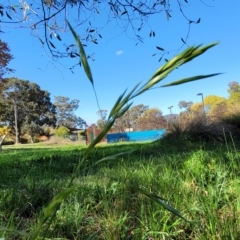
[168,106,173,119]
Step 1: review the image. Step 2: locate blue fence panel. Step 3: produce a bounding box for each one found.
[106,129,166,143]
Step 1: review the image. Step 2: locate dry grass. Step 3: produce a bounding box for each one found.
[168,114,239,142]
[222,104,240,130]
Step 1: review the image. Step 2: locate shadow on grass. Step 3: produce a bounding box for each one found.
[1,136,240,239]
[1,136,238,190]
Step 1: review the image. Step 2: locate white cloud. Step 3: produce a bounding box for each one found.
[116,50,124,56]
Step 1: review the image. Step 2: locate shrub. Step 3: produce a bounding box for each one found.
[55,126,70,137]
[33,136,40,143]
[167,114,237,142]
[222,104,240,130]
[20,136,29,144]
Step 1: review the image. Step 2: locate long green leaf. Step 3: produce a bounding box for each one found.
[86,232,98,240]
[134,43,219,97]
[84,120,115,156]
[28,185,77,240]
[111,82,141,116]
[108,89,128,119]
[67,20,94,85]
[183,42,219,65]
[161,73,222,87]
[136,187,191,223]
[110,102,133,119]
[92,150,136,166]
[0,226,29,237]
[28,41,220,239]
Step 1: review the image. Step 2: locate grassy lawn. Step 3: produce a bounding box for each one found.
[0,138,240,239]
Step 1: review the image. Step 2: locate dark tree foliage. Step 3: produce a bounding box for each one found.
[0,78,56,143]
[0,39,14,80]
[0,0,213,68]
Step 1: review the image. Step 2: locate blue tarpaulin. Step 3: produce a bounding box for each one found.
[106,129,166,143]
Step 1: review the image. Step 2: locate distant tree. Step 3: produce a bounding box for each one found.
[111,104,148,132]
[228,81,240,94]
[128,104,149,130]
[190,102,203,115]
[55,126,70,137]
[138,108,166,130]
[97,110,108,120]
[112,117,125,133]
[0,78,56,143]
[0,40,14,81]
[96,109,108,129]
[204,95,226,105]
[178,100,193,111]
[227,92,240,106]
[203,95,227,117]
[54,96,85,128]
[21,121,42,143]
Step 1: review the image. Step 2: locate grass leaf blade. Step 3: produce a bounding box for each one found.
[161,73,222,87]
[67,20,94,86]
[92,150,136,166]
[136,187,191,223]
[29,185,77,240]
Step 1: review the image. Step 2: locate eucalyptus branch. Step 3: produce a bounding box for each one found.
[31,3,67,28]
[41,0,54,58]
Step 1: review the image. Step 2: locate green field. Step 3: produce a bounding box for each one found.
[1,137,240,239]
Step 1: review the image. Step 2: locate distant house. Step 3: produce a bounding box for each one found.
[67,127,85,134]
[65,127,86,141]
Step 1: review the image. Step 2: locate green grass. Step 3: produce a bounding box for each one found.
[0,138,240,239]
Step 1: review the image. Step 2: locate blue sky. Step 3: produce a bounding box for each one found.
[2,0,240,124]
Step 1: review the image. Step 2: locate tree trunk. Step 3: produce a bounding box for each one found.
[30,134,34,144]
[13,99,19,144]
[0,134,7,153]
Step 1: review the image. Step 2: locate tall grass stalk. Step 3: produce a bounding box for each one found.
[27,22,222,238]
[1,23,223,239]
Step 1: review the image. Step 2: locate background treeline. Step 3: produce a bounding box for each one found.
[1,78,240,144]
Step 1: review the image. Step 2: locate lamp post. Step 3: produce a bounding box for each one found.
[197,93,205,115]
[168,106,173,119]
